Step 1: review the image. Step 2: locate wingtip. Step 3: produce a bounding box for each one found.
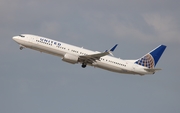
[110,44,118,52]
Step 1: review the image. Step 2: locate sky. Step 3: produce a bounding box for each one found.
[0,0,180,113]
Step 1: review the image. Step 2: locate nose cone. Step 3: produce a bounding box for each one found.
[12,36,22,44]
[12,36,19,42]
[13,36,17,40]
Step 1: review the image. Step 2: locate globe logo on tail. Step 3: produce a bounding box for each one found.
[135,54,154,68]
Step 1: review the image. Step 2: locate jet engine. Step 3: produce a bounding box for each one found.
[62,53,79,64]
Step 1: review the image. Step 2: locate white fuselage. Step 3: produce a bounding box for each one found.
[13,34,153,75]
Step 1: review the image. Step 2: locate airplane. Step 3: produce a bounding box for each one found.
[12,34,166,75]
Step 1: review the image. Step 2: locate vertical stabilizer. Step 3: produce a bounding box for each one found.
[135,45,166,68]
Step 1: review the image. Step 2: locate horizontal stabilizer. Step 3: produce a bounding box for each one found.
[144,68,162,72]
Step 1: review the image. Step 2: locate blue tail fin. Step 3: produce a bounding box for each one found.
[135,45,166,68]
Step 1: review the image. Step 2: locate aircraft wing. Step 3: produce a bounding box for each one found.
[78,44,118,63]
[79,51,110,62]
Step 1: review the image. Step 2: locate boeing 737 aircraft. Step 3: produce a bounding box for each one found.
[13,34,166,75]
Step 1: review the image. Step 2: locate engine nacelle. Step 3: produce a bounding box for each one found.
[62,53,79,64]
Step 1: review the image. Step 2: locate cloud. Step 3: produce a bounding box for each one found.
[143,13,180,43]
[1,0,179,44]
[74,1,180,44]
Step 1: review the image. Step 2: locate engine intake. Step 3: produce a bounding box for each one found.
[62,53,79,64]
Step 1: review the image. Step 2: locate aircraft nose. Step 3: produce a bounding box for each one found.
[12,36,18,41]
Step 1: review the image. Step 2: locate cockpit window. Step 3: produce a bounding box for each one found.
[19,35,25,37]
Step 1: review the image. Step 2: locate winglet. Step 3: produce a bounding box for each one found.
[110,44,118,52]
[105,44,118,56]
